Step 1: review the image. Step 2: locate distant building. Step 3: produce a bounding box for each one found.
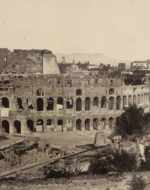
[131,60,150,70]
[118,63,126,70]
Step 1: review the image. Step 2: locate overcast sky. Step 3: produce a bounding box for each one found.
[0,0,150,60]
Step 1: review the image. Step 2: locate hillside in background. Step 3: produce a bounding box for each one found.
[55,53,130,67]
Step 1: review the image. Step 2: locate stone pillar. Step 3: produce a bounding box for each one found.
[54,98,57,112]
[73,98,76,113]
[22,99,27,110]
[63,98,67,110]
[63,118,67,132]
[89,120,93,131]
[9,120,14,134]
[53,117,57,132]
[43,98,47,111]
[81,119,85,131]
[82,99,85,112]
[73,118,76,131]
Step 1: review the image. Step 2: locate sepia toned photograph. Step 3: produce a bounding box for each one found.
[0,0,150,189]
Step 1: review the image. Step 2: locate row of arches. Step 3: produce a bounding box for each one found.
[36,87,146,97]
[1,118,116,134]
[1,93,149,111]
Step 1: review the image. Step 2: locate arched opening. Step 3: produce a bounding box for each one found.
[76,89,82,96]
[37,98,43,111]
[133,88,137,93]
[85,119,90,130]
[2,97,9,108]
[47,119,52,131]
[128,95,132,106]
[133,95,136,105]
[76,98,82,111]
[36,89,44,96]
[17,97,23,109]
[101,96,106,108]
[109,117,114,129]
[116,96,121,110]
[85,97,90,111]
[76,119,82,130]
[2,120,9,133]
[47,97,54,110]
[109,88,114,95]
[27,120,34,132]
[57,120,63,131]
[57,97,64,110]
[27,99,33,109]
[14,120,21,134]
[109,97,114,110]
[66,98,73,109]
[66,119,73,131]
[123,96,127,109]
[101,118,106,129]
[93,118,98,130]
[141,94,143,104]
[93,97,99,109]
[137,94,140,105]
[37,119,44,132]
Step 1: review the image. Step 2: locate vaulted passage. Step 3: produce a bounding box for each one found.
[85,119,90,130]
[128,95,132,106]
[133,95,136,105]
[47,97,54,110]
[109,97,114,110]
[76,89,82,96]
[14,120,21,134]
[123,96,127,109]
[57,97,63,110]
[101,96,106,108]
[66,98,73,109]
[116,96,121,110]
[57,120,63,131]
[93,97,99,108]
[76,119,82,130]
[76,98,82,111]
[27,120,34,132]
[85,97,90,111]
[101,118,106,129]
[109,117,114,129]
[37,98,43,111]
[17,97,23,109]
[93,118,98,130]
[36,89,44,96]
[2,120,9,133]
[2,97,9,108]
[37,119,44,132]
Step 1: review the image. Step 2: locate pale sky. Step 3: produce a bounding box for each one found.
[0,0,150,60]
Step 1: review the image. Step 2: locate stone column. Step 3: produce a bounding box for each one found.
[81,119,85,131]
[82,99,85,112]
[73,118,76,131]
[9,120,14,134]
[63,118,67,132]
[43,98,47,111]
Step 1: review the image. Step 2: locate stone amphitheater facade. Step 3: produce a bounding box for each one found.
[0,73,149,134]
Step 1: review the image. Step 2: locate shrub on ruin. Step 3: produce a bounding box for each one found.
[116,105,145,137]
[89,152,137,175]
[128,174,147,190]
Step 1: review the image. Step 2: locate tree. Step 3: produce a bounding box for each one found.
[116,105,145,137]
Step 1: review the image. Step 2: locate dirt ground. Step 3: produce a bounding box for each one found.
[0,174,146,190]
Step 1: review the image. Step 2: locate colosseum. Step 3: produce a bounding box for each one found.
[0,49,149,134]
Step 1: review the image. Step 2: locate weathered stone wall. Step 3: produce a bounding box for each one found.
[0,74,149,135]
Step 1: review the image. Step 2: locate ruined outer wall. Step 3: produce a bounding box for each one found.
[0,74,149,134]
[43,54,60,74]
